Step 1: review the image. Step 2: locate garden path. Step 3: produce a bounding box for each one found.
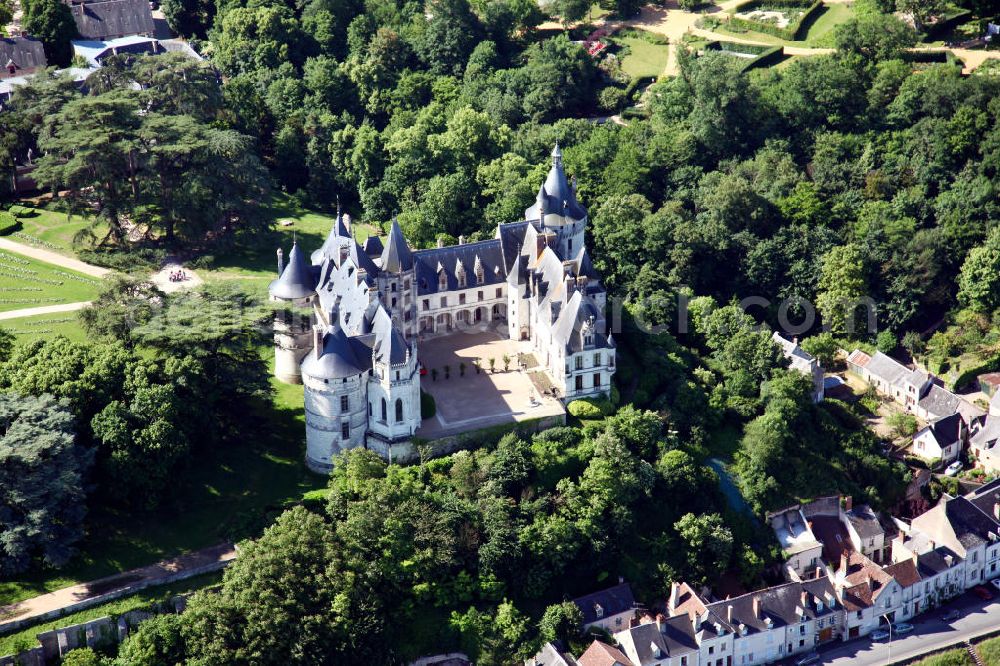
[0,302,93,321]
[0,238,111,278]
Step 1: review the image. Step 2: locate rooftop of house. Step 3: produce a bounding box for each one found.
[0,36,47,78]
[808,514,852,564]
[837,551,896,611]
[846,505,885,540]
[883,559,921,589]
[918,413,964,448]
[864,351,928,389]
[615,615,699,665]
[528,641,577,666]
[68,0,156,40]
[577,640,634,666]
[769,506,822,556]
[572,582,636,626]
[703,578,839,637]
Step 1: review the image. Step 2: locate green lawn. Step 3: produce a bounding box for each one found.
[0,572,222,656]
[204,195,379,285]
[716,2,855,48]
[7,206,102,256]
[0,376,324,607]
[0,250,101,313]
[0,312,88,343]
[613,33,671,78]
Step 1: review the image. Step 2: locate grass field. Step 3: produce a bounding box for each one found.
[716,2,855,47]
[1,312,88,343]
[7,207,101,256]
[0,251,100,313]
[613,31,671,78]
[0,572,222,656]
[0,375,324,607]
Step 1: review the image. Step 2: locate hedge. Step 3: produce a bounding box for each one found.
[727,0,823,41]
[703,40,784,72]
[0,211,20,236]
[567,396,615,419]
[420,390,436,420]
[921,9,974,42]
[623,75,657,103]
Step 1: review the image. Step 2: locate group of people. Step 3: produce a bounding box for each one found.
[168,270,189,283]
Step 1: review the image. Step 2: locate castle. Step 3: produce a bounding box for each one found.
[269,146,616,472]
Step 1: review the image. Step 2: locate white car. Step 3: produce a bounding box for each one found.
[944,461,963,476]
[871,630,890,640]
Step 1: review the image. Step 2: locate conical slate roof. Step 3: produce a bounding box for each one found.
[525,145,587,221]
[311,212,351,264]
[269,241,316,300]
[380,218,413,273]
[301,323,367,380]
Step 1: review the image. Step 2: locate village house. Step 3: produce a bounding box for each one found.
[846,350,933,409]
[614,614,700,666]
[842,504,895,565]
[527,642,577,666]
[912,413,967,464]
[767,505,823,581]
[65,0,156,40]
[908,493,1000,590]
[572,582,638,634]
[577,640,635,666]
[970,393,1000,474]
[771,332,824,402]
[830,550,903,638]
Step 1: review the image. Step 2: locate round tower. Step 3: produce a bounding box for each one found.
[268,241,317,384]
[524,145,588,259]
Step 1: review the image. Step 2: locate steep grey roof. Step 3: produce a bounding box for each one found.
[865,352,910,385]
[69,0,156,40]
[928,413,963,447]
[705,579,837,638]
[525,145,587,221]
[572,582,635,626]
[301,324,370,380]
[916,545,961,576]
[311,212,350,265]
[918,384,962,420]
[498,220,530,274]
[369,306,408,365]
[772,332,814,364]
[530,642,576,666]
[413,239,505,295]
[363,235,383,257]
[945,497,997,550]
[347,238,380,279]
[269,242,317,300]
[617,618,697,665]
[0,37,47,75]
[380,218,413,273]
[552,290,612,354]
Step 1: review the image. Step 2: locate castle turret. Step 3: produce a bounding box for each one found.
[269,241,317,384]
[524,144,587,259]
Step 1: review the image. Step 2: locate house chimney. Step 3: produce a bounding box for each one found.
[458,235,465,245]
[668,582,680,612]
[727,604,734,624]
[276,248,284,275]
[312,327,323,359]
[752,596,762,620]
[437,238,444,248]
[994,502,999,521]
[536,234,547,257]
[844,496,853,512]
[801,590,809,608]
[840,552,848,573]
[656,613,667,633]
[945,554,954,567]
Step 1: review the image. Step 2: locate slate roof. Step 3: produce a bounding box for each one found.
[551,290,613,354]
[916,545,962,577]
[498,220,530,274]
[883,560,921,589]
[1,37,47,77]
[524,145,587,221]
[311,212,351,265]
[380,218,413,273]
[615,616,698,666]
[966,479,1000,521]
[269,242,317,300]
[413,239,505,295]
[572,583,636,626]
[69,0,156,40]
[846,505,885,540]
[945,497,998,552]
[577,640,634,666]
[363,235,383,257]
[772,332,814,364]
[918,384,963,421]
[529,641,576,666]
[927,413,964,447]
[705,579,838,637]
[301,323,370,380]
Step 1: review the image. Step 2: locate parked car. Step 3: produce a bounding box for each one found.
[871,629,890,641]
[940,609,960,622]
[991,578,1000,592]
[945,460,964,476]
[972,585,994,600]
[795,652,821,666]
[894,623,914,634]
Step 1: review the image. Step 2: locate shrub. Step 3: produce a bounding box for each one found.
[79,247,166,272]
[0,212,20,236]
[727,0,823,41]
[186,255,216,270]
[599,86,626,112]
[568,399,603,418]
[420,390,436,419]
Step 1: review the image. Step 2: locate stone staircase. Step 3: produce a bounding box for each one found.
[966,640,985,666]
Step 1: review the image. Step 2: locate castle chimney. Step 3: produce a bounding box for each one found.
[752,596,762,620]
[563,274,574,300]
[437,238,444,248]
[727,604,734,624]
[840,552,848,573]
[656,613,667,633]
[536,234,546,258]
[458,235,465,245]
[276,248,284,275]
[312,327,323,360]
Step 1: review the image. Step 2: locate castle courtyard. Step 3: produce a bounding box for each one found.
[415,328,565,439]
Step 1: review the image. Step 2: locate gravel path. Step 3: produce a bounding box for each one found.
[0,301,93,321]
[0,238,111,278]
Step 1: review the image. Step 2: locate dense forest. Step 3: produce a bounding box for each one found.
[2,0,1000,660]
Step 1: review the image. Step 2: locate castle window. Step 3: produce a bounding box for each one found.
[341,422,350,439]
[391,283,397,292]
[395,399,403,422]
[381,398,387,423]
[441,296,448,307]
[575,356,583,370]
[404,280,410,290]
[391,297,397,308]
[459,293,466,305]
[496,288,502,298]
[368,402,372,416]
[458,270,467,288]
[568,239,573,253]
[478,291,483,302]
[395,371,399,380]
[476,267,484,284]
[423,299,429,311]
[439,273,447,290]
[585,334,593,347]
[594,353,601,366]
[340,395,349,412]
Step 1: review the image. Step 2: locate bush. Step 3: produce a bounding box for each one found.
[599,86,626,112]
[0,211,20,236]
[568,399,603,418]
[79,247,166,272]
[420,390,436,419]
[186,255,216,270]
[727,0,823,41]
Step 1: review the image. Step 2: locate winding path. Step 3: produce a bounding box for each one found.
[0,302,93,321]
[0,238,110,278]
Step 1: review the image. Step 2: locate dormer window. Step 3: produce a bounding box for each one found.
[439,272,447,291]
[458,270,467,288]
[476,266,484,284]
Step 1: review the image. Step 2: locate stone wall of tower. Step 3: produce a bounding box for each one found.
[376,268,416,338]
[542,213,586,260]
[303,370,368,473]
[366,348,421,445]
[271,297,316,384]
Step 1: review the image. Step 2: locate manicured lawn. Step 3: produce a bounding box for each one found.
[912,648,973,666]
[613,32,671,78]
[979,634,1000,665]
[204,195,379,285]
[0,251,101,313]
[1,312,88,343]
[715,2,855,48]
[0,572,222,656]
[0,376,324,607]
[7,206,102,255]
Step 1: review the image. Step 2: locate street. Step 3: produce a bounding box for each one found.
[813,592,1000,665]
